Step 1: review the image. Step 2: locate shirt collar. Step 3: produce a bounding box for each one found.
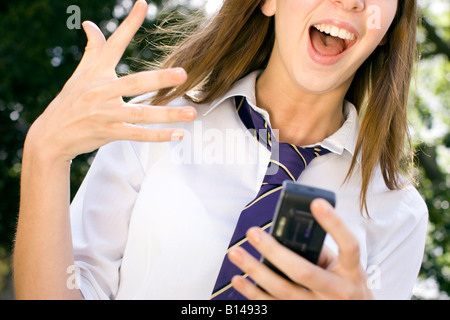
[202,70,262,117]
[323,101,359,158]
[200,70,360,159]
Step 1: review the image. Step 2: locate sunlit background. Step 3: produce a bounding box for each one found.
[0,0,448,300]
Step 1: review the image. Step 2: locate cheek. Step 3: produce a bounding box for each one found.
[284,0,320,12]
[366,1,397,39]
[355,4,396,60]
[275,0,320,47]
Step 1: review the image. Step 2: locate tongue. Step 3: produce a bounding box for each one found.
[311,28,345,56]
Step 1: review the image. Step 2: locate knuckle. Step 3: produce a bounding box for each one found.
[81,90,99,103]
[124,74,140,91]
[339,283,362,300]
[86,104,108,121]
[78,83,106,103]
[172,108,184,122]
[290,265,313,285]
[95,125,111,140]
[153,70,170,87]
[245,264,262,280]
[145,128,171,142]
[153,129,167,141]
[129,128,146,141]
[129,106,145,124]
[346,239,361,257]
[159,68,185,86]
[274,282,298,300]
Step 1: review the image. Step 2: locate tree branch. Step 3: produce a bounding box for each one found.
[421,16,450,60]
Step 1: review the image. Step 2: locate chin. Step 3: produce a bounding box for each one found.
[290,64,352,95]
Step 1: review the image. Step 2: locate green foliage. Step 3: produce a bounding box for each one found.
[0,0,448,299]
[409,0,450,298]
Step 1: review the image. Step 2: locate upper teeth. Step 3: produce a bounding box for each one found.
[313,24,356,41]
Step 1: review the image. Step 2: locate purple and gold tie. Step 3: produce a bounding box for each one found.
[211,97,330,300]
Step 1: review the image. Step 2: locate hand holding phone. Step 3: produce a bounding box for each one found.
[261,181,336,280]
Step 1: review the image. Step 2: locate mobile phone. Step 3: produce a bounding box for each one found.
[261,181,336,281]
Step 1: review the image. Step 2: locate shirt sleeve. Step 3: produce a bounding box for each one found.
[366,185,429,300]
[70,140,145,300]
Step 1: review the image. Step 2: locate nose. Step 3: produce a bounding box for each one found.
[331,0,365,12]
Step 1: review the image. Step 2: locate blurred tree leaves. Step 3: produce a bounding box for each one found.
[411,0,450,298]
[0,0,448,299]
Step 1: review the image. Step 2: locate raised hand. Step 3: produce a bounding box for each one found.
[15,1,198,300]
[26,0,196,162]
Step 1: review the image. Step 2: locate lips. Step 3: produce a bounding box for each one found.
[307,21,359,65]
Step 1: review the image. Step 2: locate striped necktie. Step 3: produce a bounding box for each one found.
[211,96,330,300]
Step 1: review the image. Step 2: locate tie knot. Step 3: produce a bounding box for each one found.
[235,96,330,184]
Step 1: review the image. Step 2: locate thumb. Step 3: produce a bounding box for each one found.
[82,20,106,52]
[73,21,106,73]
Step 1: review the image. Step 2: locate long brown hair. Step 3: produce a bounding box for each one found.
[149,0,274,104]
[345,0,418,213]
[147,0,418,215]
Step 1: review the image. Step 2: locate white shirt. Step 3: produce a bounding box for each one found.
[70,71,428,300]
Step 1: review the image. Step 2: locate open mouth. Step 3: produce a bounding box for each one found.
[309,24,357,57]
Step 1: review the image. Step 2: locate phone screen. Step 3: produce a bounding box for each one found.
[261,181,336,280]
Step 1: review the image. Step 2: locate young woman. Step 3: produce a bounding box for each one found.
[14,0,428,300]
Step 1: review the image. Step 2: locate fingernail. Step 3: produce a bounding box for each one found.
[180,108,196,121]
[247,227,261,244]
[171,129,184,141]
[173,68,187,82]
[231,275,244,290]
[228,248,243,264]
[135,0,147,8]
[311,198,331,214]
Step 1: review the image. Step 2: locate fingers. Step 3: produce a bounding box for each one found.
[106,68,188,98]
[74,21,106,74]
[82,21,107,54]
[231,275,275,301]
[118,104,197,125]
[311,199,360,270]
[37,1,195,160]
[98,0,148,69]
[245,227,338,294]
[107,102,196,143]
[229,202,368,300]
[317,245,337,269]
[110,124,185,143]
[228,246,312,300]
[74,0,147,75]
